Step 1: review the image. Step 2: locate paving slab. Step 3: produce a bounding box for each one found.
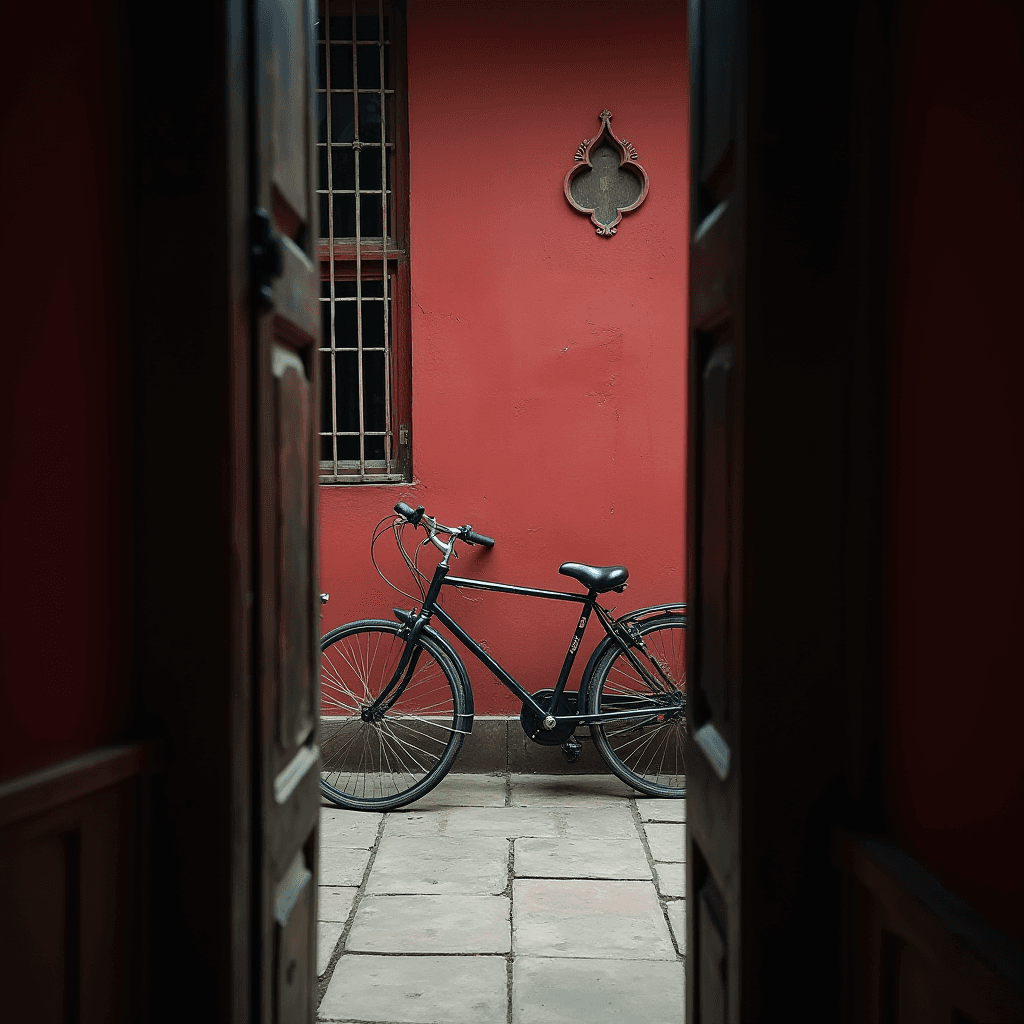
[319,845,372,886]
[510,773,636,806]
[385,803,637,840]
[513,956,685,1024]
[366,835,509,894]
[666,899,687,955]
[319,807,382,848]
[410,773,508,808]
[513,878,675,959]
[644,822,685,863]
[515,837,651,880]
[319,954,508,1024]
[347,894,511,953]
[637,796,686,822]
[317,921,344,976]
[654,860,686,897]
[319,886,358,922]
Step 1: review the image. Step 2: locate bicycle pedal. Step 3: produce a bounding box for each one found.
[561,737,583,764]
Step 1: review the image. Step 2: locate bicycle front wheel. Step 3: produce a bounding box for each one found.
[587,615,687,798]
[320,619,467,811]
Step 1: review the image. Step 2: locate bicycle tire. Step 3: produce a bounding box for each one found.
[319,619,467,811]
[587,614,687,797]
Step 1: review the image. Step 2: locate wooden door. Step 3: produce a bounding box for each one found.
[685,2,901,1020]
[686,0,745,1019]
[252,1,322,1020]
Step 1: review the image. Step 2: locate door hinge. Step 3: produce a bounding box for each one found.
[250,207,282,312]
[399,424,410,446]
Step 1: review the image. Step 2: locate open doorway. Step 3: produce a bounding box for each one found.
[311,1,689,1019]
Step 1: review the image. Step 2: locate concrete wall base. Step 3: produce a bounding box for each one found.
[457,717,610,774]
[321,716,613,774]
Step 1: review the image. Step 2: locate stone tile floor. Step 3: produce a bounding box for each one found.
[316,773,685,1024]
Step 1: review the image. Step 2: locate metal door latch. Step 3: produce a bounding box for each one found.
[250,207,282,311]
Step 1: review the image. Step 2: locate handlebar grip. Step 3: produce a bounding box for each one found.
[465,530,495,549]
[394,502,425,525]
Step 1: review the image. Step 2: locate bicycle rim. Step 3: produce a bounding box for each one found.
[588,616,687,797]
[319,620,466,811]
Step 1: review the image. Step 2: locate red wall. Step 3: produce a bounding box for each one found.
[319,1,690,714]
[886,0,1024,937]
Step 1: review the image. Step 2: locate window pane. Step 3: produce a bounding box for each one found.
[320,297,331,344]
[333,194,356,237]
[356,14,381,41]
[358,93,382,137]
[358,148,383,192]
[333,292,358,342]
[335,352,359,432]
[331,100,355,143]
[320,351,335,460]
[360,198,383,237]
[356,44,381,90]
[329,43,354,90]
[327,15,351,41]
[319,194,329,238]
[361,297,385,344]
[363,350,386,433]
[331,147,355,191]
[338,435,360,460]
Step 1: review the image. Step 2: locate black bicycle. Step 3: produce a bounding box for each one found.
[319,502,687,811]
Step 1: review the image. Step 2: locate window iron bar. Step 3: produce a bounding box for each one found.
[323,9,339,477]
[350,0,366,472]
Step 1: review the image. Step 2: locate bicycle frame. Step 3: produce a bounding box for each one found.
[369,551,684,730]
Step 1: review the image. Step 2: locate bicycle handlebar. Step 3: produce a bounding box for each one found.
[394,501,424,525]
[393,502,495,549]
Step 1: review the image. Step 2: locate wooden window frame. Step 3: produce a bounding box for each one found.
[317,0,411,484]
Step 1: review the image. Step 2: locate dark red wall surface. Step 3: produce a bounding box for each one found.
[319,1,691,714]
[0,3,131,783]
[886,0,1024,938]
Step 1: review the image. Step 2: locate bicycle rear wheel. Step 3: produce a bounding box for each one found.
[587,614,687,797]
[320,619,467,811]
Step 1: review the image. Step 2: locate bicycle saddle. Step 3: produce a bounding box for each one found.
[558,562,629,593]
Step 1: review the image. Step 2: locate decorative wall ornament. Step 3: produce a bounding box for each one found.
[564,110,649,237]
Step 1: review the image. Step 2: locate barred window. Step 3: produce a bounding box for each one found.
[317,0,410,482]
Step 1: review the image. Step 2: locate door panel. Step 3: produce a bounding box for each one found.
[262,0,314,224]
[687,2,906,1019]
[687,1,744,1020]
[253,1,321,1021]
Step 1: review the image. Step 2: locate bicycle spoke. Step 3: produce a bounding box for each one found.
[319,623,464,810]
[590,617,686,797]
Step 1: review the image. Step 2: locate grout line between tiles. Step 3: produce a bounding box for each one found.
[629,797,686,961]
[506,836,515,1024]
[316,811,387,1011]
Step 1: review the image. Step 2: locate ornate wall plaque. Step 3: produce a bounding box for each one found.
[564,110,649,237]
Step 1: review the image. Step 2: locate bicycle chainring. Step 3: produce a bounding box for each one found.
[520,689,577,745]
